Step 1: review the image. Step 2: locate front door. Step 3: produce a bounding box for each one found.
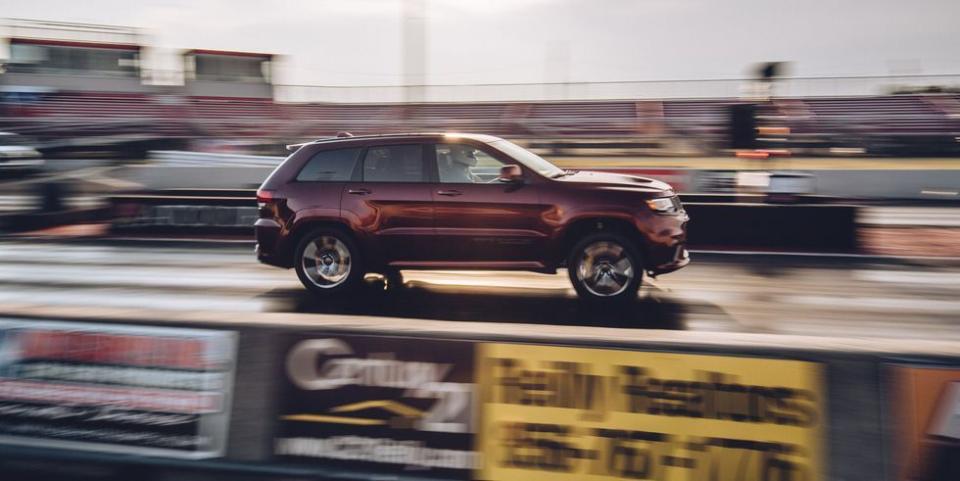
[430,142,547,264]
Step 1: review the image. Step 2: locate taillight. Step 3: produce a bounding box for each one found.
[256,189,279,218]
[256,189,275,204]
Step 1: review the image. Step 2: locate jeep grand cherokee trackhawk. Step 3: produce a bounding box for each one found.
[255,133,689,302]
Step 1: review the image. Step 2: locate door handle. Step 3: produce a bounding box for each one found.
[347,188,371,195]
[436,189,463,197]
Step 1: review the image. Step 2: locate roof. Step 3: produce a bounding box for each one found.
[288,132,504,151]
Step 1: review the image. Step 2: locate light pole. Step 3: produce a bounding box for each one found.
[402,0,427,105]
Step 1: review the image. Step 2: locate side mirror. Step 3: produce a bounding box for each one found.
[498,164,523,183]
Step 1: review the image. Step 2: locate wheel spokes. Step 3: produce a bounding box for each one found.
[577,240,634,297]
[301,235,352,288]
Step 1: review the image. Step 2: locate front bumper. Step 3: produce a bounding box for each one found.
[639,205,689,276]
[650,246,690,275]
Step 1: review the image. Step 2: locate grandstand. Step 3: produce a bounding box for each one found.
[1,18,958,156]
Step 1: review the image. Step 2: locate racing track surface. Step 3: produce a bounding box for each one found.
[2,240,959,341]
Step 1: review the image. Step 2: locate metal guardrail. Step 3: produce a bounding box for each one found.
[148,150,284,168]
[274,74,960,103]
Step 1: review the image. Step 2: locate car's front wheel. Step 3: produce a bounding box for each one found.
[567,232,642,302]
[294,228,364,296]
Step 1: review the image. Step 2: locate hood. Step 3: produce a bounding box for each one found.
[555,170,673,193]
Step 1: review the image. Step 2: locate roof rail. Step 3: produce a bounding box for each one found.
[286,134,342,151]
[286,132,491,151]
[285,142,310,152]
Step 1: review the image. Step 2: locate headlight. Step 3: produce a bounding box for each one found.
[646,196,679,214]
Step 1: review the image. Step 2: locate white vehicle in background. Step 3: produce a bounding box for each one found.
[0,132,44,173]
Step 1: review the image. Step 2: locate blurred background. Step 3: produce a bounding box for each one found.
[0,0,959,242]
[0,1,959,480]
[0,1,959,202]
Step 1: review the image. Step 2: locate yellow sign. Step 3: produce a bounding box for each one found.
[476,343,824,481]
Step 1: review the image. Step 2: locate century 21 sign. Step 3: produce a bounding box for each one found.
[476,344,824,481]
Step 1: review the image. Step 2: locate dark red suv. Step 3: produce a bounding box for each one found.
[256,133,688,301]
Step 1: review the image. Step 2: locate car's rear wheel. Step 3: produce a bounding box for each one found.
[295,228,364,296]
[567,232,642,302]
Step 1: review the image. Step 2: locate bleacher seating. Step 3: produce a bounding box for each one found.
[406,103,508,135]
[0,91,188,137]
[2,90,958,154]
[286,103,401,136]
[801,96,953,135]
[519,101,637,137]
[186,96,285,137]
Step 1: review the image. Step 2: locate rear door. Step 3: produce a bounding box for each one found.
[339,143,435,264]
[429,142,547,263]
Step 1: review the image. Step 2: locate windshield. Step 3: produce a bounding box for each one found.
[489,140,564,178]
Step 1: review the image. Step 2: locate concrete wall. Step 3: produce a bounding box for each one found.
[0,72,153,93]
[183,80,274,99]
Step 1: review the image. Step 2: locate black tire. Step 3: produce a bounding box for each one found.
[294,227,365,296]
[566,232,643,302]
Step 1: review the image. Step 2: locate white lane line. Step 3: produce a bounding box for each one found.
[921,190,959,197]
[0,264,293,290]
[0,249,251,267]
[668,289,745,305]
[0,288,269,312]
[854,270,960,286]
[683,319,743,332]
[84,173,143,189]
[781,295,960,313]
[860,207,960,227]
[766,322,960,340]
[689,249,960,262]
[406,271,570,289]
[8,167,114,187]
[0,195,105,211]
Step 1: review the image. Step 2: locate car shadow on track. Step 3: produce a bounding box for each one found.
[262,277,686,330]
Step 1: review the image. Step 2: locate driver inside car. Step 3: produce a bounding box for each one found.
[439,144,478,183]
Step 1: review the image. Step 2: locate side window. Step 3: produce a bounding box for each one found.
[362,144,426,182]
[296,148,361,181]
[435,143,506,184]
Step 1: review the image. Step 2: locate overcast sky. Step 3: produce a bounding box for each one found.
[3,0,959,86]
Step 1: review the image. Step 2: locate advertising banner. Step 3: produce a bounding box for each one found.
[0,320,237,458]
[891,365,960,481]
[476,343,825,481]
[274,335,476,477]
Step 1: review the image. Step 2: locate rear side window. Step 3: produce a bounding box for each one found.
[296,148,361,181]
[362,144,426,182]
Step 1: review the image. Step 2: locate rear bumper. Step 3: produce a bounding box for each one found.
[256,243,290,268]
[255,218,291,268]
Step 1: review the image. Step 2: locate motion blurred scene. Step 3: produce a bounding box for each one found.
[0,1,959,481]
